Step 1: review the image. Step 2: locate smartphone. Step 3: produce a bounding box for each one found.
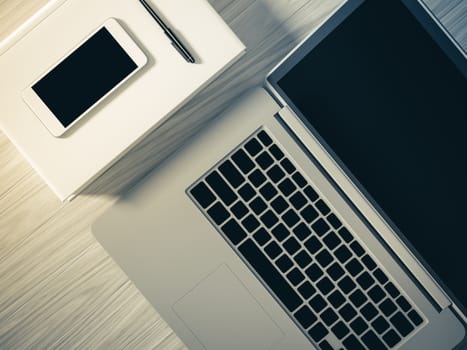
[22,18,147,137]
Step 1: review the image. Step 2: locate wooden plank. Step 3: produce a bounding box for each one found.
[422,0,466,52]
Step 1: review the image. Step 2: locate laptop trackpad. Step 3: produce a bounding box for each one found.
[173,264,284,349]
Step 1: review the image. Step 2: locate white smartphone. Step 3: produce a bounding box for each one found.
[22,18,147,137]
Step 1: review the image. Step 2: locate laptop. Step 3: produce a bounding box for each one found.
[92,1,467,349]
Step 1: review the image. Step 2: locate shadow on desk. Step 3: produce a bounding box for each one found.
[82,0,330,199]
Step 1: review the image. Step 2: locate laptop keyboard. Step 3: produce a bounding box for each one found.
[188,129,424,350]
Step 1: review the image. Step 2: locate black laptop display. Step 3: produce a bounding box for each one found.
[276,0,467,311]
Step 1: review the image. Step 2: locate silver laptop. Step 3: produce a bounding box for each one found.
[93,1,467,349]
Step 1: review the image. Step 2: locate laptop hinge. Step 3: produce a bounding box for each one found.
[276,105,452,312]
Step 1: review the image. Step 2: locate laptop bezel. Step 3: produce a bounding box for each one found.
[268,0,466,86]
[265,0,466,319]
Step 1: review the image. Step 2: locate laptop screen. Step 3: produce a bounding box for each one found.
[277,0,467,310]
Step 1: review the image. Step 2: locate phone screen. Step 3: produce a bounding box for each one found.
[32,27,137,127]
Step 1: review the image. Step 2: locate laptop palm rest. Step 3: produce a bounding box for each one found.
[172,264,285,349]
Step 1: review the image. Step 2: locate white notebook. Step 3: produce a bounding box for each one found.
[0,0,245,201]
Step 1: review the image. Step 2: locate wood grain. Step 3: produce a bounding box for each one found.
[0,0,465,349]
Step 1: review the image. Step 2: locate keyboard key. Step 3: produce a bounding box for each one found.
[259,183,278,201]
[238,239,301,312]
[294,305,317,329]
[269,144,284,160]
[260,210,278,228]
[326,213,342,229]
[321,307,338,326]
[317,277,334,295]
[231,201,248,219]
[293,223,311,241]
[276,254,294,273]
[361,254,377,270]
[379,298,397,317]
[372,316,390,334]
[219,160,245,188]
[271,223,289,242]
[304,185,319,201]
[339,303,357,322]
[221,219,247,245]
[368,285,386,304]
[271,196,288,214]
[292,172,307,187]
[248,169,266,187]
[308,322,328,342]
[319,339,333,350]
[334,245,352,263]
[345,258,364,276]
[407,309,423,326]
[316,249,333,268]
[312,219,330,236]
[337,227,353,243]
[294,250,312,268]
[282,209,300,228]
[264,241,282,259]
[284,236,300,255]
[256,151,274,170]
[362,330,388,350]
[315,199,331,215]
[331,321,350,339]
[207,202,230,225]
[342,334,365,350]
[298,281,316,300]
[249,196,267,215]
[232,149,255,174]
[382,329,401,347]
[361,302,378,321]
[309,294,327,313]
[238,183,255,201]
[300,205,319,223]
[305,264,323,282]
[389,311,414,337]
[357,272,376,290]
[328,290,345,308]
[278,178,297,197]
[253,228,271,246]
[327,263,345,281]
[190,182,215,208]
[257,130,272,146]
[396,295,411,312]
[304,236,323,254]
[267,165,285,183]
[205,170,238,205]
[350,316,369,335]
[281,158,296,174]
[349,289,368,308]
[349,241,365,257]
[290,192,307,210]
[241,214,260,233]
[244,138,262,156]
[338,276,356,295]
[373,268,389,284]
[287,268,305,286]
[322,232,341,250]
[384,282,400,298]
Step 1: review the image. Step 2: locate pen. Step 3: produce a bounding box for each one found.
[138,0,195,63]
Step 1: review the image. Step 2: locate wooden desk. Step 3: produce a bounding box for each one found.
[0,1,465,349]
